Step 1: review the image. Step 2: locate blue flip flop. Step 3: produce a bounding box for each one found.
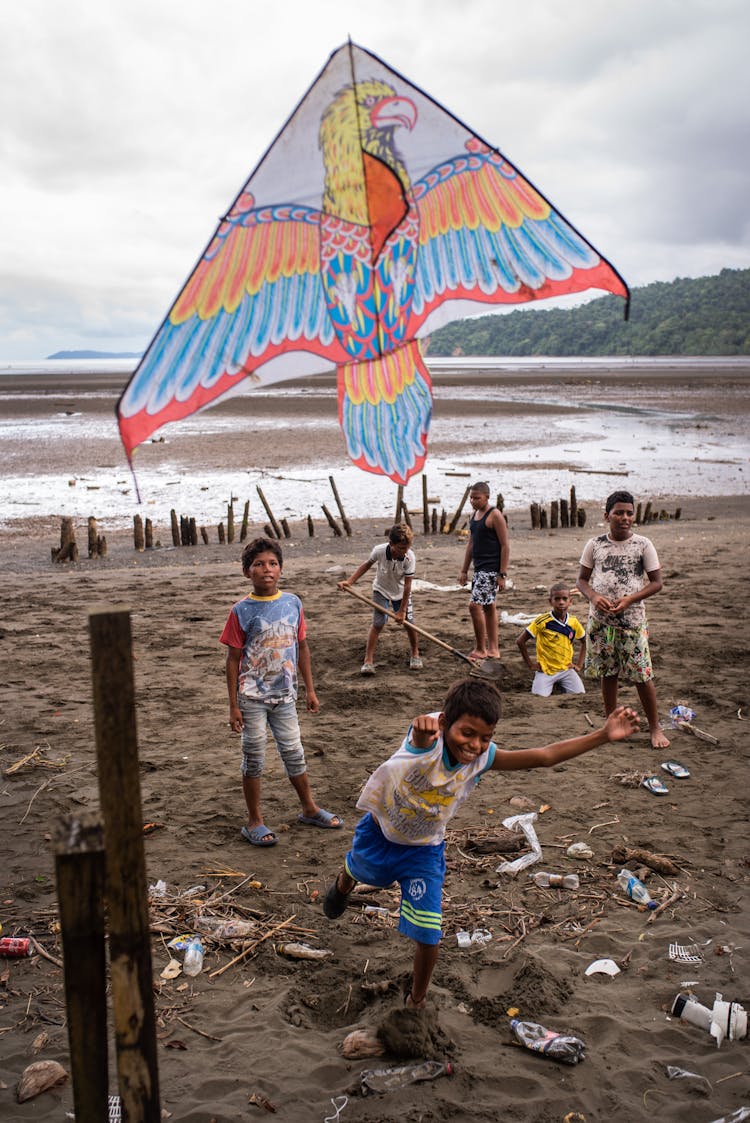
[661,760,691,779]
[241,824,277,846]
[642,776,669,795]
[298,808,343,829]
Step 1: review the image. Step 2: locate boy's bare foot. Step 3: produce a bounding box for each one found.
[486,650,500,659]
[405,992,426,1010]
[468,649,487,661]
[650,726,670,749]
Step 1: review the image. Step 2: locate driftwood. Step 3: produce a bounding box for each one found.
[463,831,525,855]
[610,845,679,877]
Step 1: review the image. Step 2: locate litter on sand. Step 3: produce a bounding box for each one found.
[585,959,621,977]
[668,942,704,963]
[661,760,691,778]
[642,776,669,795]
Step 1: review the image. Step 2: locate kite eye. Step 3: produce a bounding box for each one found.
[362,94,377,107]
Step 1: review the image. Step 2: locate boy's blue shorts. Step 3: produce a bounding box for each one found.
[344,813,445,945]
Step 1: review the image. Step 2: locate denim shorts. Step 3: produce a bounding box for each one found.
[345,813,444,945]
[238,696,306,779]
[372,589,414,628]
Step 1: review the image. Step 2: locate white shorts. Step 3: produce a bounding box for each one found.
[532,668,585,697]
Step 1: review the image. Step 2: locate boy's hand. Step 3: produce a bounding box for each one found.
[410,714,440,747]
[592,593,616,614]
[608,595,632,615]
[337,579,351,590]
[229,705,243,734]
[458,569,468,586]
[604,706,639,741]
[306,690,320,714]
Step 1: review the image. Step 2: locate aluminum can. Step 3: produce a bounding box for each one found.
[0,937,33,957]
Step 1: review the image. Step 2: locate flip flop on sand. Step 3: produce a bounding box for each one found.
[642,776,669,795]
[298,808,343,829]
[661,760,691,779]
[241,824,277,847]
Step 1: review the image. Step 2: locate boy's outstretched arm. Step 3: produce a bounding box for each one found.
[337,558,374,589]
[226,647,243,733]
[489,706,639,772]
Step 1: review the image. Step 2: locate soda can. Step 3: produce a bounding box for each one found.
[0,937,33,957]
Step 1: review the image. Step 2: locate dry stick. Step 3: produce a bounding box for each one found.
[448,486,471,533]
[174,1016,222,1043]
[321,504,343,537]
[29,936,64,969]
[54,818,109,1123]
[329,476,352,536]
[209,914,297,978]
[256,486,283,539]
[646,886,684,923]
[89,609,161,1122]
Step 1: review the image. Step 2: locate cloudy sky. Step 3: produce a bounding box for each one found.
[2,0,748,360]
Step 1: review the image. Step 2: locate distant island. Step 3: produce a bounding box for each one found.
[47,350,143,360]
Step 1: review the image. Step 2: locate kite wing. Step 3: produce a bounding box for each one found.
[118,41,629,485]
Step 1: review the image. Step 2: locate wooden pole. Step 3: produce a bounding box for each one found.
[200,526,209,545]
[635,502,643,524]
[394,485,403,525]
[55,817,109,1123]
[530,503,540,530]
[560,499,569,528]
[577,508,587,527]
[218,522,226,544]
[53,517,79,562]
[88,517,99,558]
[97,535,107,557]
[422,475,429,535]
[643,501,653,524]
[144,518,153,549]
[329,477,352,536]
[321,504,343,536]
[263,523,274,538]
[180,516,189,546]
[240,500,250,541]
[133,515,145,552]
[256,487,283,539]
[189,517,198,546]
[540,506,548,529]
[550,500,559,529]
[431,508,438,534]
[569,485,577,527]
[280,517,291,539]
[447,486,470,533]
[88,610,160,1121]
[496,493,505,513]
[170,509,180,547]
[399,499,413,529]
[307,514,315,537]
[227,503,235,544]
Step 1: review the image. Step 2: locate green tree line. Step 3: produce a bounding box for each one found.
[425,268,750,356]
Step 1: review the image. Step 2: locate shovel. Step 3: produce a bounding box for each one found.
[339,583,503,682]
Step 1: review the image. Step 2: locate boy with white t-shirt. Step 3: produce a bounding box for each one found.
[338,523,422,675]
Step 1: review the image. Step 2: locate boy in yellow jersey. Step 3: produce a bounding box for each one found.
[516,582,586,695]
[324,678,637,1008]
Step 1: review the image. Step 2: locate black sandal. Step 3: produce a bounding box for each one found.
[323,876,351,919]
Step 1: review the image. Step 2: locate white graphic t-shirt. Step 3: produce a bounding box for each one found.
[579,533,660,628]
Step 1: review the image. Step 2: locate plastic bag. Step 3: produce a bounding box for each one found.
[496,813,542,875]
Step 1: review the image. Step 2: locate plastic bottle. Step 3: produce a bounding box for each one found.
[531,871,580,889]
[276,942,334,960]
[616,868,657,909]
[182,937,204,976]
[509,1018,586,1064]
[360,1060,452,1093]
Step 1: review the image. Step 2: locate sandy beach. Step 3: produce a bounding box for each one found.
[0,365,749,1122]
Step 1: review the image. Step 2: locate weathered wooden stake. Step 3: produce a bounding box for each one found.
[550,500,559,529]
[440,508,447,534]
[329,476,352,536]
[570,485,578,527]
[560,499,569,528]
[431,508,438,534]
[189,518,198,546]
[394,485,404,525]
[496,493,505,513]
[170,509,180,547]
[53,517,79,562]
[422,475,429,535]
[200,526,209,545]
[88,517,99,558]
[530,503,540,530]
[448,486,471,533]
[577,508,587,527]
[227,503,235,544]
[400,500,413,529]
[280,518,291,539]
[635,502,643,524]
[307,514,315,537]
[144,518,153,549]
[133,515,145,552]
[88,610,161,1121]
[180,516,190,546]
[540,507,548,529]
[55,817,108,1123]
[263,523,275,538]
[674,506,681,520]
[240,501,250,541]
[97,535,107,557]
[218,522,226,544]
[643,500,653,523]
[256,486,283,539]
[321,504,343,536]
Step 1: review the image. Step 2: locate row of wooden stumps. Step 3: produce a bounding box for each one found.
[530,486,586,530]
[392,480,504,536]
[52,517,107,562]
[54,609,160,1120]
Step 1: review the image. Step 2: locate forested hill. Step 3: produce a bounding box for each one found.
[425,268,750,356]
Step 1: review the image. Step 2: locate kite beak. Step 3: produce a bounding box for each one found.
[371,95,417,132]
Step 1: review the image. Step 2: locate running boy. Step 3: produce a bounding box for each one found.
[337,523,421,676]
[576,490,669,749]
[324,678,638,1008]
[458,482,509,660]
[221,537,342,846]
[516,582,586,696]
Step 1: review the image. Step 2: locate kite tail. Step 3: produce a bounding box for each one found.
[337,340,433,485]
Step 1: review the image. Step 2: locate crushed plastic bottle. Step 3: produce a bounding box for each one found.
[276,942,334,960]
[182,937,204,976]
[531,871,580,889]
[616,868,657,909]
[195,916,256,940]
[360,1060,452,1094]
[510,1018,586,1064]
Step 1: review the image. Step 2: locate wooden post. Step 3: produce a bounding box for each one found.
[180,516,189,546]
[321,504,343,536]
[55,817,109,1123]
[431,508,438,534]
[577,508,587,527]
[643,501,653,524]
[240,500,250,541]
[53,517,79,562]
[88,517,99,558]
[144,518,153,549]
[496,493,504,513]
[256,487,283,539]
[189,518,198,546]
[560,499,569,528]
[530,503,540,530]
[569,485,577,527]
[263,523,275,538]
[394,485,404,525]
[550,500,559,529]
[88,610,161,1121]
[227,503,235,544]
[400,500,413,529]
[170,509,180,547]
[448,486,471,533]
[307,514,314,537]
[439,508,447,534]
[674,506,681,520]
[422,475,429,535]
[133,515,145,552]
[97,536,107,557]
[218,522,226,544]
[200,526,209,545]
[329,477,352,536]
[280,518,291,539]
[540,506,548,529]
[635,502,643,524]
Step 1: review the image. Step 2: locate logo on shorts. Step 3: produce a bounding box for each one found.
[408,878,427,901]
